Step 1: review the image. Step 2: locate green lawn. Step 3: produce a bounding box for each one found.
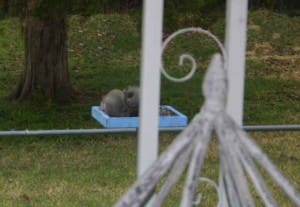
[0,10,299,206]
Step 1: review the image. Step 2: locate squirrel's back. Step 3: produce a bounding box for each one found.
[100,89,128,117]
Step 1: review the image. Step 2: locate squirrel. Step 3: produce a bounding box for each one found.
[124,86,140,117]
[100,89,129,117]
[100,86,140,117]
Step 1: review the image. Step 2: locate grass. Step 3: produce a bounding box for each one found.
[0,10,299,206]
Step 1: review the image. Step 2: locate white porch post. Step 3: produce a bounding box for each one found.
[225,0,248,125]
[221,2,249,205]
[138,0,164,177]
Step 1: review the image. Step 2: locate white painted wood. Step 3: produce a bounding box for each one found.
[138,0,164,177]
[225,0,249,125]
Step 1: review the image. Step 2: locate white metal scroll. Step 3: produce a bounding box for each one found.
[114,28,300,206]
[137,0,249,185]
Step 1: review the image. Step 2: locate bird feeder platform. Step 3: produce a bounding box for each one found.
[91,105,188,128]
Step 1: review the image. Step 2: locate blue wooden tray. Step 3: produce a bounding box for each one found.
[91,105,188,128]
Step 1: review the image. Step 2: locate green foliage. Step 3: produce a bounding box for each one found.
[0,18,23,98]
[164,0,225,32]
[3,0,141,17]
[0,2,4,18]
[249,0,300,11]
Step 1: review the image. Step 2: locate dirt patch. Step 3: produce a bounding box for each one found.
[247,55,300,80]
[247,42,300,81]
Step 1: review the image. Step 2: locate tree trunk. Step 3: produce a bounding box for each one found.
[11,14,74,103]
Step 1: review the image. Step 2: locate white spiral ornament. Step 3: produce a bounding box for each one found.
[160,27,228,82]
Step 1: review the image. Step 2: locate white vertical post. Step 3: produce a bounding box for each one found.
[225,0,248,125]
[138,0,164,177]
[223,3,248,203]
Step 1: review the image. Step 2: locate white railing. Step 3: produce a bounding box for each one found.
[137,0,164,177]
[137,0,249,192]
[119,0,300,206]
[114,51,300,207]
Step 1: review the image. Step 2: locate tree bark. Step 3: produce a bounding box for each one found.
[11,14,74,103]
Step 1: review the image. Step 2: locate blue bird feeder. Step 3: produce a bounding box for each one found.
[91,105,188,128]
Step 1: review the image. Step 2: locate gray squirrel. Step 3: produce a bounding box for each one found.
[124,85,140,117]
[100,86,140,117]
